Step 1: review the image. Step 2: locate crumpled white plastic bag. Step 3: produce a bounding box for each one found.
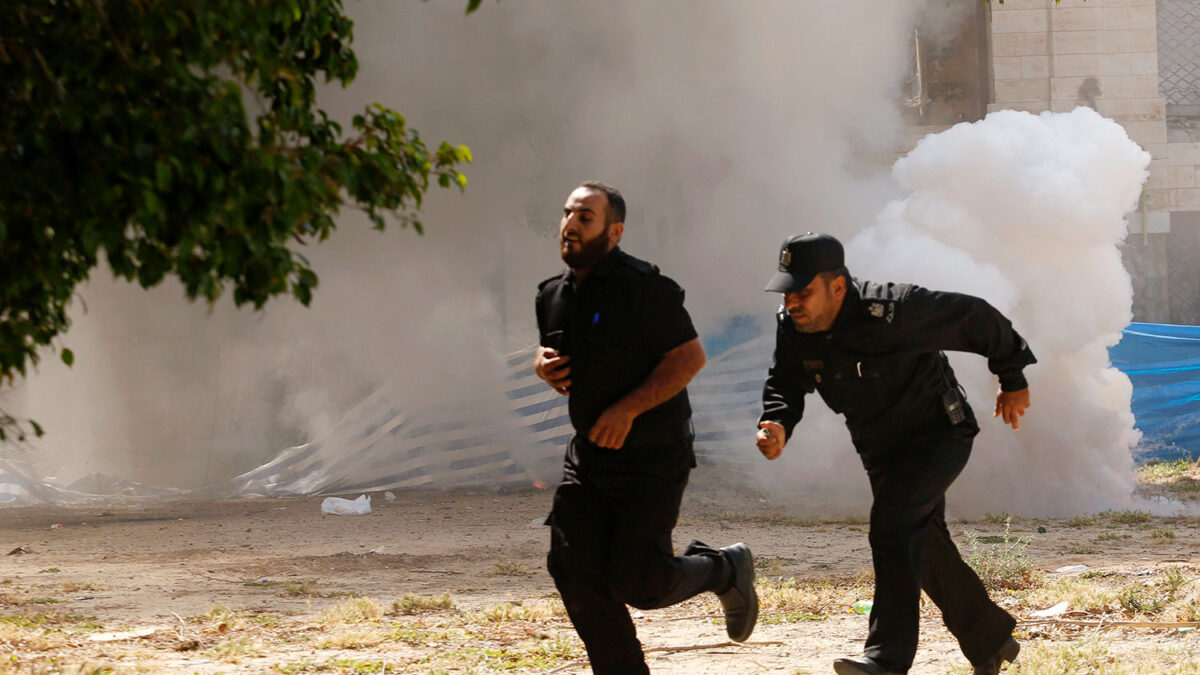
[321,494,371,515]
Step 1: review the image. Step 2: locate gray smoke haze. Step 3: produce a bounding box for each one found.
[8,2,1159,519]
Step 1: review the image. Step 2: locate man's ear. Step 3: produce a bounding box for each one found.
[608,221,624,245]
[831,274,847,299]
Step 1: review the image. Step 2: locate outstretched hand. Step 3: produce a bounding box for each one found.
[994,388,1030,430]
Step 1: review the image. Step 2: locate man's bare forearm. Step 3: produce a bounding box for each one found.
[612,338,706,418]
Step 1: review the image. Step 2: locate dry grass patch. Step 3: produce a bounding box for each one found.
[1001,639,1200,675]
[205,634,267,662]
[319,597,385,627]
[475,598,566,623]
[961,519,1042,591]
[492,559,530,576]
[1018,566,1200,622]
[392,591,454,615]
[281,579,321,597]
[0,621,68,651]
[314,629,385,649]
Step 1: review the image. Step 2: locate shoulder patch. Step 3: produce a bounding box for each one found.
[864,300,897,324]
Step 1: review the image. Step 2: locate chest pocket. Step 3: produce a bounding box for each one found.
[574,295,644,370]
[813,355,899,413]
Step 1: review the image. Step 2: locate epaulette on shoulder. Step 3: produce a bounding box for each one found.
[537,273,564,292]
[621,253,658,276]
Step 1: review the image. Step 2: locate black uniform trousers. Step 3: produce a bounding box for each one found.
[860,425,1016,673]
[547,436,727,674]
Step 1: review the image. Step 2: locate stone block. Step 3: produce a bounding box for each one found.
[1022,55,1050,78]
[1166,166,1197,189]
[1052,75,1159,100]
[996,78,1051,103]
[1098,53,1133,77]
[988,101,1052,114]
[1053,7,1105,31]
[992,32,1049,57]
[993,56,1024,81]
[1098,6,1157,30]
[1147,188,1170,209]
[1054,53,1102,76]
[1146,165,1169,189]
[1094,98,1165,121]
[1165,143,1200,166]
[1171,188,1200,209]
[1099,30,1157,53]
[994,0,1047,9]
[1129,52,1158,76]
[993,9,1048,33]
[1121,120,1168,146]
[1053,30,1102,54]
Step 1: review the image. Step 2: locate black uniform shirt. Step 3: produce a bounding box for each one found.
[536,247,698,455]
[759,279,1037,454]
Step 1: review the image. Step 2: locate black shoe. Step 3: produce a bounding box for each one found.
[833,655,905,675]
[716,542,758,642]
[973,637,1020,675]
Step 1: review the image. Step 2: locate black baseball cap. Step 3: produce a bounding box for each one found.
[763,233,845,293]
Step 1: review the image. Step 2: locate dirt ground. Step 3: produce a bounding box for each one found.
[1,471,1199,674]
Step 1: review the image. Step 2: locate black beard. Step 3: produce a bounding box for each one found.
[561,225,610,269]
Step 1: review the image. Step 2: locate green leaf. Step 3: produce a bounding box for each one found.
[466,0,483,14]
[61,348,74,367]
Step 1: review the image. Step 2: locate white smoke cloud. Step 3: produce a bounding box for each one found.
[847,107,1150,517]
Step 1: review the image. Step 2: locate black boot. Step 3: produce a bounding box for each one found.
[833,655,905,675]
[973,637,1019,675]
[716,543,758,642]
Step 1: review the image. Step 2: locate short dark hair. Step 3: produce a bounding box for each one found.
[577,181,626,225]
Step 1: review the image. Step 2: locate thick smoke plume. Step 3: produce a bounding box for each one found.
[4,4,1162,518]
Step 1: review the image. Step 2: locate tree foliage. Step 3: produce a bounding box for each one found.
[0,1,476,440]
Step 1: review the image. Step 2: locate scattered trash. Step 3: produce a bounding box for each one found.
[529,516,548,528]
[631,611,646,619]
[321,494,371,516]
[1133,570,1155,576]
[758,498,768,503]
[74,596,95,601]
[1178,627,1196,634]
[88,627,158,642]
[1055,564,1088,573]
[274,507,287,510]
[50,523,63,530]
[1031,601,1069,618]
[371,546,387,554]
[853,600,873,615]
[1037,526,1048,534]
[7,546,32,556]
[181,658,210,665]
[385,491,396,501]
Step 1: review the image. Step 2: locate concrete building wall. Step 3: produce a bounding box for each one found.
[987,0,1200,323]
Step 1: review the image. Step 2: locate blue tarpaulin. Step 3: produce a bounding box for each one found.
[1110,322,1200,461]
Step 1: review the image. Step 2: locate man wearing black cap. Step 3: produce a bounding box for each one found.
[755,233,1034,675]
[533,182,758,674]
